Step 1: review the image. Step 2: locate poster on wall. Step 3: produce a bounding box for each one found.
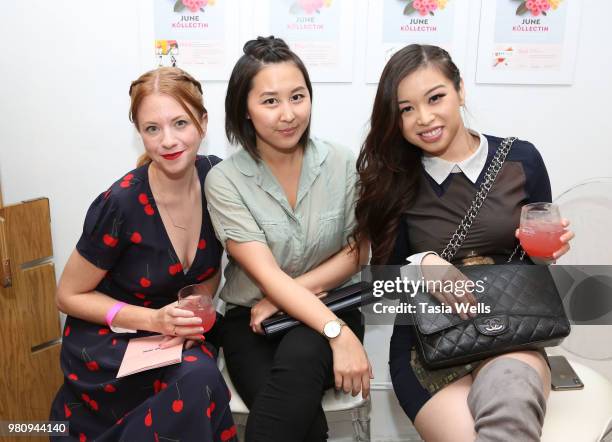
[139,0,241,81]
[365,0,470,84]
[476,0,583,84]
[250,0,355,82]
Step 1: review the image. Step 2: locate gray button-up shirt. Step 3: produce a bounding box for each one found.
[204,138,358,308]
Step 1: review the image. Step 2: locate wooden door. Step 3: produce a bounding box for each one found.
[0,197,63,425]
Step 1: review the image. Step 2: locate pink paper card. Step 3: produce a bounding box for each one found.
[117,335,183,378]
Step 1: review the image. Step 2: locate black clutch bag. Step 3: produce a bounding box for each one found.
[261,281,374,337]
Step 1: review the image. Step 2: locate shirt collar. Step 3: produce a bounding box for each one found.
[421,129,488,185]
[232,137,329,214]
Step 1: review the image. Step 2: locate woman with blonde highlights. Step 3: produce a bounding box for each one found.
[49,67,236,441]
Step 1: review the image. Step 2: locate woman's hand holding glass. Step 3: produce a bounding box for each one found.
[515,206,574,263]
[152,302,205,349]
[420,254,478,320]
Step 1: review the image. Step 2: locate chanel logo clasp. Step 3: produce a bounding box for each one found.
[483,318,504,332]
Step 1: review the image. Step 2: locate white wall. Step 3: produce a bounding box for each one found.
[1,1,611,440]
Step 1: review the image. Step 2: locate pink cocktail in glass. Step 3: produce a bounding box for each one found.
[178,284,216,333]
[519,202,565,259]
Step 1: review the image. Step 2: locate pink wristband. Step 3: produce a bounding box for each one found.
[105,302,127,328]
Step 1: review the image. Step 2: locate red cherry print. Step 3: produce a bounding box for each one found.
[98,328,110,335]
[168,263,183,275]
[103,189,112,200]
[103,234,118,248]
[153,379,161,394]
[104,384,116,393]
[200,344,213,359]
[184,355,198,362]
[89,400,99,411]
[86,361,100,371]
[198,239,206,250]
[116,417,124,425]
[206,401,216,418]
[144,408,152,427]
[123,173,134,181]
[143,300,152,307]
[196,267,216,282]
[64,325,71,337]
[172,399,184,413]
[221,425,237,441]
[144,204,155,216]
[119,180,130,188]
[130,232,142,243]
[64,403,72,418]
[140,277,151,288]
[154,432,160,442]
[79,433,87,442]
[111,339,117,346]
[81,393,91,403]
[161,382,168,390]
[134,292,146,300]
[68,373,78,381]
[138,193,149,205]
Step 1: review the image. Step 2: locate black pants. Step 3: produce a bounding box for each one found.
[221,307,364,442]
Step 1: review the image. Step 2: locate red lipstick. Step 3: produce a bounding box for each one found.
[161,151,184,160]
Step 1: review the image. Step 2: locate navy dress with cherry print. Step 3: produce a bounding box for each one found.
[49,156,237,442]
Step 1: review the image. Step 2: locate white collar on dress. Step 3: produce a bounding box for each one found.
[421,130,488,185]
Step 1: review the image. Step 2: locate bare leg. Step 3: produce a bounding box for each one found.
[413,374,477,442]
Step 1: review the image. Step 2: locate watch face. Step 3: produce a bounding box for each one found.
[324,321,341,338]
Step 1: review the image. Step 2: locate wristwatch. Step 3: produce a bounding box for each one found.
[322,319,346,339]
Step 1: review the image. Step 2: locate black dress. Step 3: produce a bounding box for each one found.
[49,156,237,442]
[387,136,552,422]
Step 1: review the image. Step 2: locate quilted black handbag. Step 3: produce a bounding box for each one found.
[411,137,571,369]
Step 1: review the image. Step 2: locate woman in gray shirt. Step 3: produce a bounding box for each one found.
[204,36,371,442]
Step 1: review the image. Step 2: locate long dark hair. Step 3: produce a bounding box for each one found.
[225,36,313,160]
[354,44,462,264]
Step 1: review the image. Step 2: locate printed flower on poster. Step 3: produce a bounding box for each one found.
[400,0,449,17]
[173,0,214,14]
[493,47,514,68]
[513,0,563,16]
[290,0,332,16]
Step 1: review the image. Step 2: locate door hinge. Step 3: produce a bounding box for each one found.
[1,258,11,288]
